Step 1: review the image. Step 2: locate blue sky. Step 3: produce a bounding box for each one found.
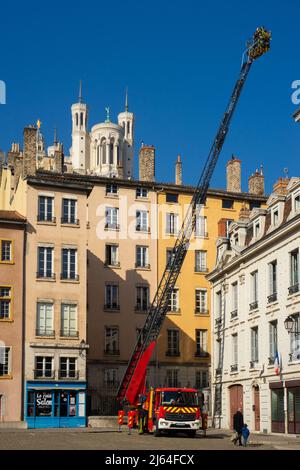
[0,0,299,194]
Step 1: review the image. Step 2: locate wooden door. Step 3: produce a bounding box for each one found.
[229,385,243,429]
[254,386,260,431]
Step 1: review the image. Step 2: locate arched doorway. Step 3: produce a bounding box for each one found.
[253,386,260,431]
[229,385,243,429]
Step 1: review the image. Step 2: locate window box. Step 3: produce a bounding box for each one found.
[268,356,275,366]
[230,364,238,372]
[249,301,258,311]
[288,284,299,295]
[231,309,238,319]
[105,223,120,230]
[249,360,258,369]
[267,293,277,304]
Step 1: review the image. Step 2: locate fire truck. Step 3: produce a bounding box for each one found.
[116,28,271,436]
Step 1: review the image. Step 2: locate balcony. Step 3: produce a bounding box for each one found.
[195,351,210,358]
[104,304,120,311]
[34,369,55,380]
[166,351,181,357]
[249,301,258,311]
[289,352,300,363]
[58,370,79,380]
[60,273,79,281]
[289,284,299,296]
[60,330,79,338]
[268,356,275,365]
[249,360,258,369]
[37,216,56,224]
[231,309,238,319]
[36,272,56,280]
[195,308,209,315]
[267,293,277,304]
[35,329,55,338]
[104,349,120,356]
[105,223,120,231]
[61,217,79,226]
[230,364,238,372]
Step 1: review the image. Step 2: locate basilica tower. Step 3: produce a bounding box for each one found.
[71,81,90,172]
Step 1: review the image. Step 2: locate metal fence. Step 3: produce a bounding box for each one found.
[87,385,121,416]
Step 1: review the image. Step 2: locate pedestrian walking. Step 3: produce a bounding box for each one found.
[232,408,244,446]
[242,423,250,447]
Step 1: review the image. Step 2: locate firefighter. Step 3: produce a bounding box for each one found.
[137,394,148,434]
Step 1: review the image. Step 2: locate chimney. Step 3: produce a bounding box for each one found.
[175,155,182,185]
[226,155,241,192]
[248,165,265,196]
[239,204,250,221]
[139,144,155,182]
[23,126,37,177]
[54,143,64,173]
[273,177,290,195]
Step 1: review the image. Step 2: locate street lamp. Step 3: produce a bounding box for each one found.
[284,316,299,335]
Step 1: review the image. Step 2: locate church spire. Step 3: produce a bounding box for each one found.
[79,80,83,103]
[54,126,58,145]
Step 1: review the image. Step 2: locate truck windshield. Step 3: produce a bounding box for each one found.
[161,391,198,406]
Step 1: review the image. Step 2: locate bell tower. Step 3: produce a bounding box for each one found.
[71,81,90,171]
[118,88,134,178]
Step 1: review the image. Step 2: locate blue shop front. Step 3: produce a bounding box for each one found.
[25,381,87,428]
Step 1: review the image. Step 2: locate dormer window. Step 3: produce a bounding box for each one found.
[272,207,279,226]
[234,234,239,245]
[254,220,260,238]
[294,193,300,212]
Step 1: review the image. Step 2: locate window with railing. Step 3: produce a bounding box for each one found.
[105,285,119,310]
[59,357,77,379]
[167,330,180,356]
[35,356,54,379]
[105,207,119,230]
[0,287,12,320]
[166,213,179,235]
[136,286,149,312]
[105,327,119,355]
[289,249,299,295]
[36,303,54,336]
[251,327,259,365]
[61,304,78,337]
[195,289,207,314]
[136,210,149,232]
[62,198,78,224]
[38,196,55,222]
[37,247,54,279]
[195,250,207,272]
[196,329,208,357]
[0,240,12,262]
[136,246,149,268]
[268,260,277,303]
[168,288,180,313]
[0,347,10,377]
[61,248,78,280]
[105,245,119,267]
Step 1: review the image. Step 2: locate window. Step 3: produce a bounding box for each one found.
[105,245,119,267]
[251,327,259,364]
[251,271,258,303]
[109,143,114,164]
[290,250,299,291]
[0,287,11,320]
[249,201,261,211]
[195,371,208,389]
[254,220,260,237]
[166,248,174,270]
[106,184,118,196]
[0,240,12,262]
[195,289,207,314]
[272,207,279,226]
[61,304,78,337]
[104,368,118,387]
[195,215,207,237]
[290,314,300,361]
[62,199,77,224]
[232,334,238,367]
[216,291,222,317]
[136,187,148,198]
[136,246,149,268]
[35,356,53,379]
[294,193,300,212]
[269,321,278,362]
[101,140,107,164]
[232,282,238,314]
[136,210,149,232]
[225,220,234,238]
[168,288,179,313]
[105,207,119,230]
[166,213,178,235]
[195,250,207,272]
[166,193,178,203]
[0,347,10,377]
[167,330,180,356]
[268,261,277,300]
[166,369,179,387]
[222,199,234,209]
[105,285,119,310]
[105,327,119,354]
[216,338,223,370]
[136,286,149,312]
[38,196,54,222]
[36,303,54,336]
[196,330,208,357]
[37,247,54,279]
[62,248,78,280]
[59,358,77,379]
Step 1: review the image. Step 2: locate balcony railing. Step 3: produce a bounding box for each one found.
[195,308,209,315]
[37,216,56,223]
[166,351,181,357]
[35,329,55,337]
[289,284,299,295]
[61,217,79,225]
[267,293,277,304]
[34,369,55,380]
[249,301,258,311]
[60,273,79,281]
[135,263,151,269]
[249,360,258,369]
[231,309,238,319]
[105,223,120,230]
[60,330,79,338]
[58,370,79,380]
[195,351,210,358]
[36,272,56,280]
[104,304,120,311]
[289,352,300,363]
[105,261,121,268]
[268,356,275,365]
[135,226,151,233]
[104,349,120,356]
[195,266,209,273]
[230,364,238,372]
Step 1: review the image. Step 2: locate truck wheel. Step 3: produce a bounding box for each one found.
[154,427,161,437]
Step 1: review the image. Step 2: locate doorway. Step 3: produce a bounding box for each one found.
[253,386,260,431]
[229,385,243,429]
[288,387,300,434]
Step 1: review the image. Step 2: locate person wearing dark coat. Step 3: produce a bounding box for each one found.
[233,409,244,446]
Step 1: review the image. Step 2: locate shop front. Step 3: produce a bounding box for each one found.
[25,381,86,429]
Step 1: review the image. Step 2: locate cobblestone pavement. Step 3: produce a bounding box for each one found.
[1,427,297,450]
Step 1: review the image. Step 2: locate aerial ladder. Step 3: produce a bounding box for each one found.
[117,27,271,413]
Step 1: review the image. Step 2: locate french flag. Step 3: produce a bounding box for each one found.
[274,351,281,376]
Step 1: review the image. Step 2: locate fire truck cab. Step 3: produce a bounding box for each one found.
[151,388,201,437]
